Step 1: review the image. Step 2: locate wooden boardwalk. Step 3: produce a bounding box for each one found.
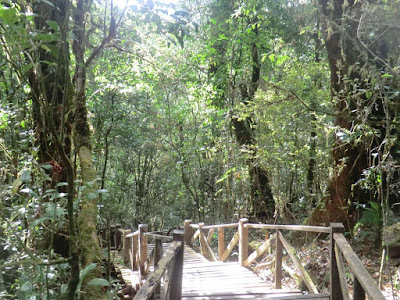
[181,246,329,300]
[111,221,385,299]
[114,244,329,299]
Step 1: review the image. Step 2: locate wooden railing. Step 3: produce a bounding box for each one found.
[133,230,184,300]
[184,219,386,300]
[104,224,184,300]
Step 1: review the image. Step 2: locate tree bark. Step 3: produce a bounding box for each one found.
[309,0,396,226]
[231,28,274,220]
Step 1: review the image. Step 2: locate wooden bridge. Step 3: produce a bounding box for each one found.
[104,220,386,300]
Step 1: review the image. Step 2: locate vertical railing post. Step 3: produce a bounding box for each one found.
[330,223,345,300]
[198,223,207,258]
[123,229,131,264]
[139,224,148,282]
[110,224,116,249]
[131,232,138,271]
[353,277,365,300]
[184,219,193,246]
[154,237,163,298]
[115,224,122,249]
[218,227,225,260]
[170,229,184,300]
[239,218,248,266]
[275,229,283,289]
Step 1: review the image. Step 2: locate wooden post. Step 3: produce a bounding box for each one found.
[275,229,283,289]
[170,229,184,300]
[123,229,131,264]
[115,224,122,249]
[154,238,163,269]
[198,223,207,257]
[184,219,193,246]
[139,224,148,281]
[218,227,225,260]
[207,228,215,244]
[353,276,365,300]
[110,224,116,249]
[131,233,138,270]
[154,238,163,297]
[330,223,345,300]
[238,218,248,266]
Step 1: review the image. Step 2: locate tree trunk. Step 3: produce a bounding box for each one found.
[309,0,396,226]
[27,1,81,297]
[231,31,274,220]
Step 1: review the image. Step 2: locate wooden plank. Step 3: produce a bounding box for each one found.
[131,233,138,270]
[353,276,365,300]
[170,231,184,300]
[191,229,200,245]
[127,231,139,238]
[277,231,319,294]
[275,230,283,289]
[244,223,330,233]
[144,232,173,242]
[184,219,193,246]
[239,218,248,266]
[133,241,182,300]
[218,228,224,260]
[182,293,330,300]
[243,233,276,267]
[199,224,217,262]
[330,223,344,300]
[335,244,350,300]
[202,223,239,230]
[123,229,131,264]
[190,223,239,230]
[220,232,239,261]
[334,233,385,300]
[139,224,148,282]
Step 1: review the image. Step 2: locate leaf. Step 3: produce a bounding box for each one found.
[20,281,33,292]
[29,217,51,228]
[40,0,54,7]
[60,283,68,296]
[87,278,110,287]
[80,263,97,280]
[12,178,22,195]
[0,7,17,25]
[88,192,97,200]
[46,20,59,32]
[20,188,33,194]
[56,182,68,187]
[20,170,31,183]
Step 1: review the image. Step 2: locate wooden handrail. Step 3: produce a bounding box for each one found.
[184,220,385,300]
[145,232,173,242]
[333,232,385,300]
[133,241,183,299]
[133,231,184,300]
[190,223,239,230]
[244,223,331,233]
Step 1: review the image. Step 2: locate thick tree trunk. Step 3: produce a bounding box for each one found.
[27,1,81,297]
[309,0,391,226]
[72,0,102,271]
[308,0,361,225]
[232,35,274,220]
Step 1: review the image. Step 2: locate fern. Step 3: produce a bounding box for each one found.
[354,201,382,235]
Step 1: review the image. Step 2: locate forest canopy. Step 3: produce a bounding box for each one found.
[0,0,399,298]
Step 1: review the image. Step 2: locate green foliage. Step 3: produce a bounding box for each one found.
[356,201,382,230]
